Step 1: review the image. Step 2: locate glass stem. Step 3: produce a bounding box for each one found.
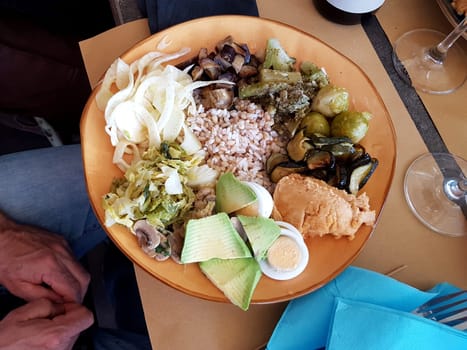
[428,17,467,64]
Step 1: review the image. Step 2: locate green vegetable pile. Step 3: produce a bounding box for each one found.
[238,38,378,194]
[103,142,210,230]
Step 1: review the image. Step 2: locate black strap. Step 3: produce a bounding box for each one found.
[360,14,449,154]
[138,0,259,34]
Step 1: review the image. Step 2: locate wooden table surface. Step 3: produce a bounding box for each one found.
[80,0,467,348]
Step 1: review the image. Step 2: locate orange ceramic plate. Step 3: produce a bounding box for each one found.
[81,15,396,304]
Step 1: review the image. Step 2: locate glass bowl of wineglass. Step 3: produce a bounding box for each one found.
[404,152,467,237]
[392,16,466,94]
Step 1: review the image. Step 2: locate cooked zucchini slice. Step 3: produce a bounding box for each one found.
[348,158,378,194]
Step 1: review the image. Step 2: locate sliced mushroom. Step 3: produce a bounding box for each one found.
[232,54,245,74]
[133,220,161,258]
[191,65,204,80]
[213,54,232,71]
[198,47,209,60]
[199,58,222,80]
[233,42,251,64]
[168,225,184,264]
[218,71,237,83]
[215,35,234,52]
[200,87,234,109]
[238,64,259,78]
[220,44,237,63]
[154,234,171,261]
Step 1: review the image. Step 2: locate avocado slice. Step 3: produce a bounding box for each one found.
[215,172,257,214]
[237,215,281,259]
[180,212,252,264]
[200,257,262,311]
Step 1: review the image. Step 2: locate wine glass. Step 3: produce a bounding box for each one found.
[404,152,467,237]
[392,17,467,94]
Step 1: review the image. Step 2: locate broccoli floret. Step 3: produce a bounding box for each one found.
[238,69,304,99]
[274,85,310,116]
[262,38,296,72]
[300,61,329,89]
[250,83,311,120]
[238,81,291,99]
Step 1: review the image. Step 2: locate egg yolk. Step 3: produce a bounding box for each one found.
[267,236,301,271]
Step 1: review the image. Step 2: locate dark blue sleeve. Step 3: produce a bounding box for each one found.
[137,0,258,33]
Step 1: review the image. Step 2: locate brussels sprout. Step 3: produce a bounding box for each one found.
[300,111,330,137]
[330,111,372,143]
[311,85,349,117]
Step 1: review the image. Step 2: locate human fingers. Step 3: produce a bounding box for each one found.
[34,304,93,350]
[7,254,86,303]
[51,303,94,337]
[40,257,89,303]
[0,301,92,350]
[8,281,64,304]
[48,255,91,302]
[3,298,65,322]
[32,236,91,302]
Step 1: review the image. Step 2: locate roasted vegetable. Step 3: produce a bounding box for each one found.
[306,150,335,170]
[260,69,302,84]
[348,158,378,195]
[311,85,349,117]
[267,132,378,192]
[300,61,329,89]
[262,38,296,71]
[286,129,313,162]
[270,162,307,183]
[330,111,372,143]
[300,111,330,137]
[238,39,328,127]
[266,153,289,174]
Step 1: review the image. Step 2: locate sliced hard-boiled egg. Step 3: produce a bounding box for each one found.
[259,221,309,280]
[235,181,274,218]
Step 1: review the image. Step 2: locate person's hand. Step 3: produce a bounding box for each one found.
[0,213,90,303]
[0,298,94,350]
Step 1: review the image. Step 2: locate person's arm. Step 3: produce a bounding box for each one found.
[0,298,93,350]
[0,212,90,303]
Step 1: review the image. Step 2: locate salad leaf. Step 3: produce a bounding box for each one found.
[103,142,216,230]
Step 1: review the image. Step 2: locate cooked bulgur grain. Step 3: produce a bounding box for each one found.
[187,99,287,191]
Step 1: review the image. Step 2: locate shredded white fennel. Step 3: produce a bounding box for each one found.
[96,46,233,172]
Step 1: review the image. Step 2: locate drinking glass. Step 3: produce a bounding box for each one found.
[404,152,467,237]
[392,17,467,94]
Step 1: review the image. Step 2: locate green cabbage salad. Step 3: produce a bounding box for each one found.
[103,142,217,231]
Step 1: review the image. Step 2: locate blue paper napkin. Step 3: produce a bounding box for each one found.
[266,266,441,350]
[326,298,467,350]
